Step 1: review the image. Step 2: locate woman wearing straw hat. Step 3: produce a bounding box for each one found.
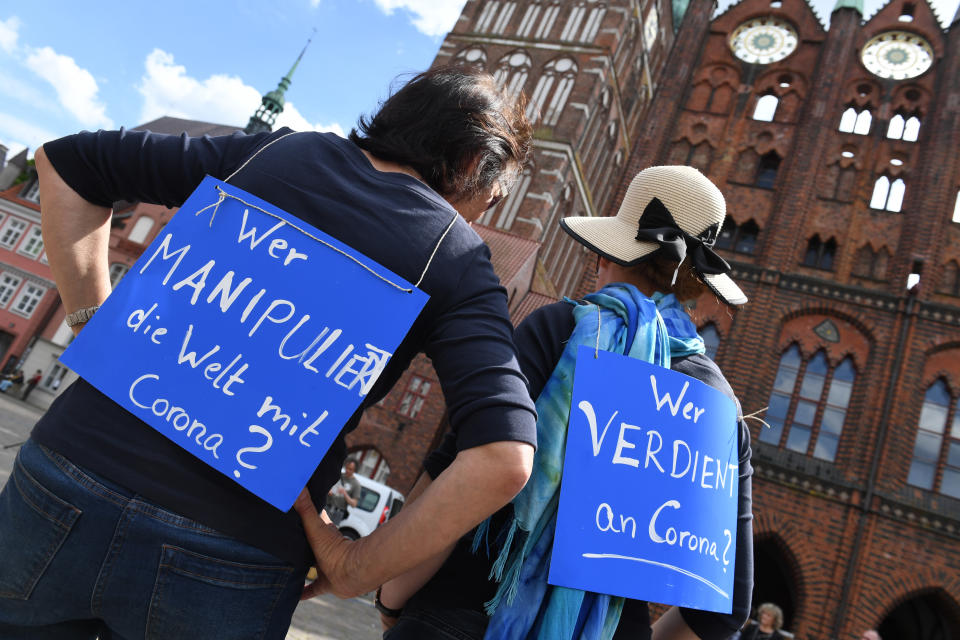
[365,165,755,640]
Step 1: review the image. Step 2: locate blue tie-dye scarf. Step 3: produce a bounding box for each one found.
[477,283,705,640]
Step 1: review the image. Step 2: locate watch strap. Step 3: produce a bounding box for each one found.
[375,587,404,618]
[65,305,101,327]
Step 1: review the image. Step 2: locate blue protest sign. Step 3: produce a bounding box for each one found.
[548,346,739,613]
[60,176,429,511]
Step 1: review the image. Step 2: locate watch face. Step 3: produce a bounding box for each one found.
[861,31,933,80]
[729,18,798,64]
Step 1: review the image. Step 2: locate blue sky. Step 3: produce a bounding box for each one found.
[0,1,468,156]
[0,0,956,159]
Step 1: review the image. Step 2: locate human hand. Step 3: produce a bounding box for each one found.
[294,489,364,599]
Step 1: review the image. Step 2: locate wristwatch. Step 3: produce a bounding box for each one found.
[65,305,100,327]
[375,587,404,618]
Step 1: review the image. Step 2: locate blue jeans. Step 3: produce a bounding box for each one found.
[0,439,307,639]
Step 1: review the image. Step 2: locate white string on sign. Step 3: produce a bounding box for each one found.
[195,129,461,293]
[194,186,415,293]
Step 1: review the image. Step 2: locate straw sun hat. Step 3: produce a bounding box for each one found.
[560,165,748,306]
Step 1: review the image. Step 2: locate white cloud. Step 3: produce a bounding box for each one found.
[0,16,19,54]
[372,0,466,37]
[138,48,261,126]
[139,49,346,135]
[0,111,58,152]
[25,46,113,129]
[275,101,346,137]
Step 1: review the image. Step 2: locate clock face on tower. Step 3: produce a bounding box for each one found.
[729,18,798,64]
[860,31,934,80]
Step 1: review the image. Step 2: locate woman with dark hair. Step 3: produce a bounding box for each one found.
[1,67,537,639]
[346,166,755,640]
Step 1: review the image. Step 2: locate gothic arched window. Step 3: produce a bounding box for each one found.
[803,235,836,270]
[560,1,606,41]
[938,260,960,297]
[852,245,889,280]
[493,51,532,101]
[760,345,856,462]
[453,47,487,70]
[755,152,781,188]
[870,176,905,212]
[907,380,960,499]
[715,216,759,254]
[886,113,921,142]
[527,57,578,126]
[475,1,517,33]
[838,106,872,135]
[753,94,779,122]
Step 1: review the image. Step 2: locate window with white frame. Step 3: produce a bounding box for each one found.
[0,272,22,306]
[20,180,40,203]
[128,216,155,244]
[0,217,28,249]
[954,190,960,223]
[10,282,46,318]
[109,262,130,288]
[397,375,432,418]
[42,363,69,391]
[17,225,43,258]
[527,57,578,126]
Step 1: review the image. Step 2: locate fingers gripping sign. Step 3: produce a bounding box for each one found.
[294,489,355,600]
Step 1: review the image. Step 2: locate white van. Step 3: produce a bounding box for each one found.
[337,474,405,540]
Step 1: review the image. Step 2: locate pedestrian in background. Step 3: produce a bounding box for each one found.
[20,369,42,401]
[741,602,786,640]
[326,459,361,526]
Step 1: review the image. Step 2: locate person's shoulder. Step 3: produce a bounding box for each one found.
[672,353,736,402]
[518,300,572,331]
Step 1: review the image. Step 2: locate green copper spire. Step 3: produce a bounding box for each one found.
[245,31,314,134]
[832,0,863,14]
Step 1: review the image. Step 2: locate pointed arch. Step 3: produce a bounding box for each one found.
[527,56,578,126]
[753,94,779,122]
[452,46,488,70]
[493,50,532,101]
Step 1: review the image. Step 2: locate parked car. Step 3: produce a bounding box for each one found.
[337,474,405,540]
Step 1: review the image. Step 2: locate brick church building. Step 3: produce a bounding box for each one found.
[345,0,960,637]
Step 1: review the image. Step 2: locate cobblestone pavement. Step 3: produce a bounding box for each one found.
[0,393,382,640]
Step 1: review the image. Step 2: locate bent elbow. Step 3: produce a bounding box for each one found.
[502,443,534,497]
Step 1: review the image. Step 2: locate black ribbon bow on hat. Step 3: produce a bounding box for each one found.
[634,197,730,282]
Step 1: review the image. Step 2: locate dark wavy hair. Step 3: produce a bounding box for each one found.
[350,66,532,202]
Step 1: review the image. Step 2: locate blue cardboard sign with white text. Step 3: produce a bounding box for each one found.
[548,347,739,613]
[60,177,429,511]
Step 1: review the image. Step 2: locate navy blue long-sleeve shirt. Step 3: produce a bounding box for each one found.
[35,128,537,564]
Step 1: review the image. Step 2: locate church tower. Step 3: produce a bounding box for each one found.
[244,34,313,134]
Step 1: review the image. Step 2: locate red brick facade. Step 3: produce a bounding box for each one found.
[348,0,960,636]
